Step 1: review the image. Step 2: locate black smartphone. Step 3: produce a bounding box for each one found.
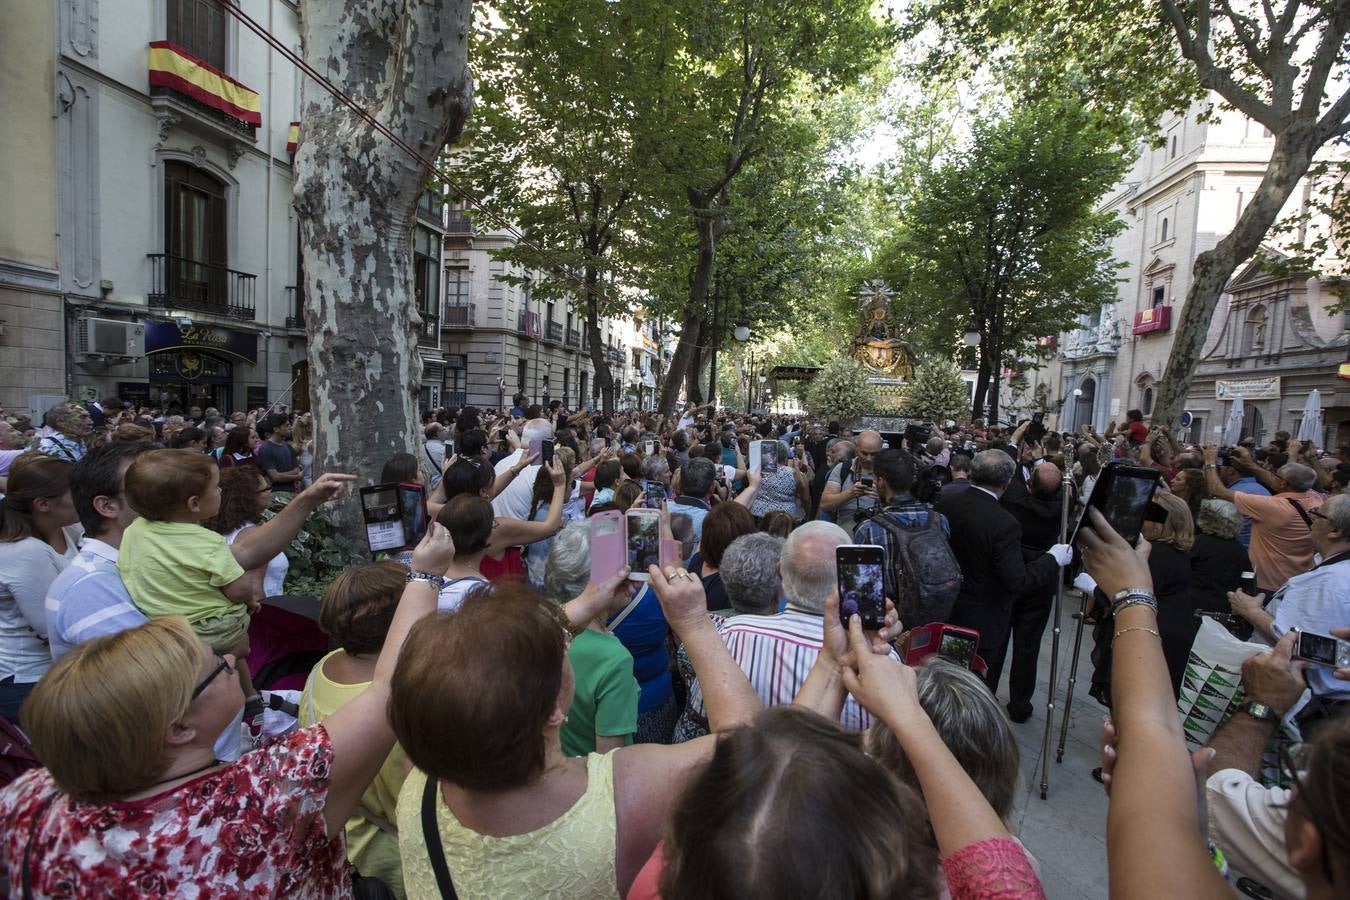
[361,484,409,554]
[1072,462,1161,546]
[836,545,886,630]
[859,474,875,488]
[644,480,668,509]
[760,439,779,474]
[540,439,555,465]
[398,482,428,547]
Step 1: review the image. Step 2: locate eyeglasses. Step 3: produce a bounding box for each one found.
[191,654,234,700]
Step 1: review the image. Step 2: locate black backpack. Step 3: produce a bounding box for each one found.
[862,510,963,628]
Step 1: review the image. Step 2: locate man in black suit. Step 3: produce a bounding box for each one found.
[938,453,973,500]
[936,449,1072,696]
[998,461,1072,722]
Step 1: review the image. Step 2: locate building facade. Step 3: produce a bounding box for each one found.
[1030,102,1349,448]
[440,216,657,412]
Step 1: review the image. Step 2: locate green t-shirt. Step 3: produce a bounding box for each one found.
[118,518,246,622]
[560,628,639,758]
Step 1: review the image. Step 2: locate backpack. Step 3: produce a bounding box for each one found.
[913,463,952,504]
[866,510,963,628]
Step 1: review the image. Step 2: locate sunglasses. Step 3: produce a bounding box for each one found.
[192,654,235,700]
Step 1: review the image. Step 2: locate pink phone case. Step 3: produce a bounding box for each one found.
[590,510,626,584]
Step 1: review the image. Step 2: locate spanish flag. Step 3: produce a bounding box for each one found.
[287,122,300,155]
[1339,362,1350,380]
[148,41,262,128]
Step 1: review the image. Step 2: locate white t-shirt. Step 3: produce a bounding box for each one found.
[491,449,538,521]
[0,526,83,682]
[1205,769,1300,898]
[225,524,289,598]
[437,575,490,613]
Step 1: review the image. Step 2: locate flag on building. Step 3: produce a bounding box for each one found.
[148,41,262,127]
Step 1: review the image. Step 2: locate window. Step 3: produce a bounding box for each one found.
[1152,286,1165,308]
[445,267,469,309]
[580,370,589,405]
[165,161,226,303]
[517,358,528,394]
[563,368,570,406]
[1243,304,1267,351]
[546,300,556,327]
[1242,406,1264,444]
[413,226,439,340]
[1170,135,1177,158]
[541,375,550,404]
[167,0,226,69]
[445,364,466,405]
[417,189,443,223]
[1160,217,1169,242]
[1142,387,1154,416]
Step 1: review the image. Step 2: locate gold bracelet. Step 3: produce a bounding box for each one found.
[1112,626,1161,643]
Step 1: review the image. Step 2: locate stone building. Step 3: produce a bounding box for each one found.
[1030,102,1349,448]
[440,213,659,412]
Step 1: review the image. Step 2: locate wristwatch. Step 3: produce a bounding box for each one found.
[1238,700,1279,724]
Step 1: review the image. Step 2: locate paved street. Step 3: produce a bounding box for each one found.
[996,590,1110,900]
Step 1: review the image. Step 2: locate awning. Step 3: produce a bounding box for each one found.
[148,41,262,127]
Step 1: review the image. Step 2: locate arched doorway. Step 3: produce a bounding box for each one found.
[1071,376,1097,432]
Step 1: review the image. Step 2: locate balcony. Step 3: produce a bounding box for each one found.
[446,209,474,234]
[607,347,625,365]
[443,389,467,407]
[148,253,256,320]
[285,285,304,328]
[1132,305,1172,336]
[443,303,474,328]
[546,320,563,343]
[565,328,580,349]
[518,310,541,339]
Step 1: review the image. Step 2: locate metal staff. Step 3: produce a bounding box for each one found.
[1039,466,1074,799]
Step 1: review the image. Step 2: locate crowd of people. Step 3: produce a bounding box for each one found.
[0,394,1346,898]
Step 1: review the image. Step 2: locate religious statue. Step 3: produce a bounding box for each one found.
[851,279,916,380]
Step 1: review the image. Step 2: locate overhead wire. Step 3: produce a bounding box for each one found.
[215,0,616,308]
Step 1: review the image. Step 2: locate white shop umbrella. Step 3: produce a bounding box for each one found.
[1224,395,1245,445]
[1296,389,1323,446]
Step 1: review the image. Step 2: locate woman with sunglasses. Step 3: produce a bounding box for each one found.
[0,526,458,895]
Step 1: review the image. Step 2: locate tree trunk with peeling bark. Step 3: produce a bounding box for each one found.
[659,207,722,416]
[584,267,616,412]
[293,0,472,537]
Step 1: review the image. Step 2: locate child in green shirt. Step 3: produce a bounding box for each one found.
[120,449,263,699]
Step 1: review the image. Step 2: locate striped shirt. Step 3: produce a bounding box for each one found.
[45,539,147,660]
[686,606,882,731]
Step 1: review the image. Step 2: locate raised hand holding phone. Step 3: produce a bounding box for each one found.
[410,521,455,575]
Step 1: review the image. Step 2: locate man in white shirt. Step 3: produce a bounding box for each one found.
[46,441,149,658]
[491,418,553,520]
[1203,632,1308,899]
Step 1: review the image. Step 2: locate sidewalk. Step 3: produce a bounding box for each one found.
[997,591,1110,900]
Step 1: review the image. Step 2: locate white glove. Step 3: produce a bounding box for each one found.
[1047,543,1074,567]
[1073,572,1098,595]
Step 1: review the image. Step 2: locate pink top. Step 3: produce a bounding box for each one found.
[0,725,351,898]
[627,837,1045,900]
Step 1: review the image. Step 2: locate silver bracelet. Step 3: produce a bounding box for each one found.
[1112,595,1158,615]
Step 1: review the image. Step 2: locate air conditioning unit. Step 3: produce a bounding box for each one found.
[76,317,144,358]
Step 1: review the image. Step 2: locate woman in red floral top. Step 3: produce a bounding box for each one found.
[0,520,455,897]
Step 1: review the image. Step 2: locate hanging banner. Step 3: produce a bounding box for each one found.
[148,41,262,127]
[1215,376,1280,401]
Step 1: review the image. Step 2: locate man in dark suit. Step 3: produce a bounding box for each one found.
[938,453,973,500]
[937,449,1072,696]
[998,461,1072,722]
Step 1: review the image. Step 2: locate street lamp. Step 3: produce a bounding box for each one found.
[963,329,982,347]
[733,324,751,343]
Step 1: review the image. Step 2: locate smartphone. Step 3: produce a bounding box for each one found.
[540,439,555,465]
[644,480,668,509]
[360,484,408,553]
[1293,629,1350,668]
[643,440,655,456]
[445,439,455,458]
[836,545,886,630]
[1071,462,1161,546]
[589,510,626,584]
[859,474,875,488]
[759,440,778,473]
[937,628,979,668]
[625,508,661,581]
[1239,571,1256,593]
[398,482,428,547]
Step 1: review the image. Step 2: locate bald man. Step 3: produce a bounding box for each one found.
[999,461,1071,721]
[820,430,881,531]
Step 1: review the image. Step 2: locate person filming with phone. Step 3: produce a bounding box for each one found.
[1226,493,1350,737]
[819,430,882,531]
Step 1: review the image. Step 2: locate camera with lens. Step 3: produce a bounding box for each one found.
[1217,446,1235,467]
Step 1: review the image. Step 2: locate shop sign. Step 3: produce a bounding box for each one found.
[1215,376,1281,401]
[117,382,154,406]
[144,322,258,365]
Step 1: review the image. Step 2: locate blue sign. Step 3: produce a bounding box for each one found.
[144,321,257,365]
[1179,411,1194,428]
